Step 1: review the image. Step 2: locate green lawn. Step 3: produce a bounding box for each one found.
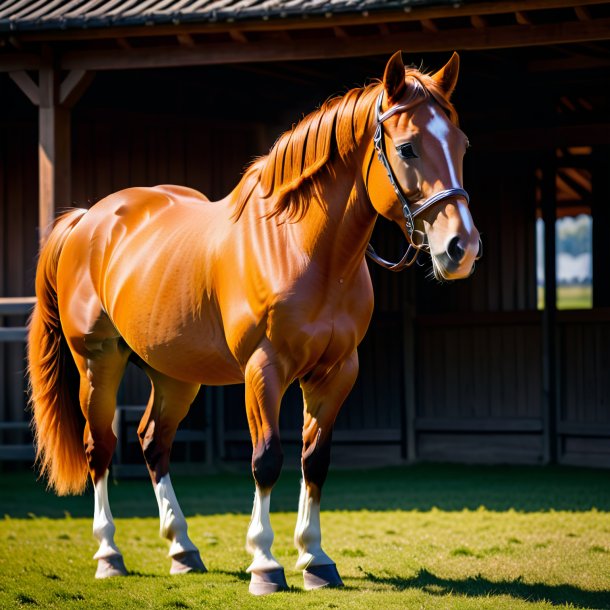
[538,284,592,310]
[1,464,609,609]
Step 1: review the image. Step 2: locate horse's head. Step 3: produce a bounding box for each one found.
[366,51,480,280]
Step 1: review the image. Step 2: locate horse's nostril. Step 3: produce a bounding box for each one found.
[447,236,465,263]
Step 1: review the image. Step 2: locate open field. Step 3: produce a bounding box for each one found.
[538,284,592,310]
[1,464,609,609]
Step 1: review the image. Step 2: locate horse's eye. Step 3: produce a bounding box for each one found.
[396,142,418,160]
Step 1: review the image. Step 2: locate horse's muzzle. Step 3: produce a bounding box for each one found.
[433,235,482,280]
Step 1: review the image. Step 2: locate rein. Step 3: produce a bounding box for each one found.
[365,93,470,272]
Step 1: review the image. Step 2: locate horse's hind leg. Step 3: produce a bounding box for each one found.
[295,352,359,590]
[74,341,131,578]
[137,367,206,574]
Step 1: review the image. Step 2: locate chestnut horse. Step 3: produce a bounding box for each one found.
[28,51,480,594]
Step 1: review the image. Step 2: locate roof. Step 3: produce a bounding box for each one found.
[0,0,463,32]
[1,0,609,73]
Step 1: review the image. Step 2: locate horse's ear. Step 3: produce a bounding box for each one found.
[383,51,406,103]
[432,52,460,98]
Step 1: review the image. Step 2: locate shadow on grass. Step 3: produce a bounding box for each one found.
[360,568,610,609]
[1,463,609,518]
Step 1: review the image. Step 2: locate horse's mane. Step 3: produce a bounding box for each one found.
[232,67,457,221]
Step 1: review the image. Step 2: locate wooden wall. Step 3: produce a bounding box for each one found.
[1,61,608,469]
[0,119,38,451]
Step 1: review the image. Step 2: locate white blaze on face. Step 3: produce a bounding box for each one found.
[426,105,461,189]
[426,105,475,242]
[458,200,474,234]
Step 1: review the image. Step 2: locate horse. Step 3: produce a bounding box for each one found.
[27,51,480,594]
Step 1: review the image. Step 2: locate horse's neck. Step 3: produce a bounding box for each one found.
[297,147,377,280]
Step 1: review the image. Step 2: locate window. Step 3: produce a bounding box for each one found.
[536,147,593,310]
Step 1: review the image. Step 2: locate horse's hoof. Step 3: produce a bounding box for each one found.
[249,567,288,595]
[95,555,128,578]
[303,563,344,590]
[170,550,207,575]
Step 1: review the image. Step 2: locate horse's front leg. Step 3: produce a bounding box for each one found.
[244,342,289,595]
[295,352,359,590]
[136,370,206,575]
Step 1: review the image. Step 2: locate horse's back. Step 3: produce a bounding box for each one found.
[54,185,242,383]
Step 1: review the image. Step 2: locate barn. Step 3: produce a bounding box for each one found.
[1,0,609,472]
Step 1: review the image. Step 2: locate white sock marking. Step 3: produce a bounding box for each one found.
[246,487,282,573]
[294,478,334,569]
[92,470,121,560]
[154,474,198,557]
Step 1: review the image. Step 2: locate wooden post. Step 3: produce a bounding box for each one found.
[592,145,610,307]
[39,64,71,239]
[540,155,558,464]
[9,50,94,241]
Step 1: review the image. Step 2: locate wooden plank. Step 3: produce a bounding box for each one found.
[557,422,610,436]
[222,428,401,443]
[59,19,610,72]
[488,325,503,418]
[416,310,541,327]
[526,326,543,417]
[415,417,544,432]
[0,421,30,430]
[0,328,28,342]
[417,432,543,464]
[445,328,460,418]
[472,326,489,418]
[402,296,416,462]
[0,444,35,461]
[0,297,36,314]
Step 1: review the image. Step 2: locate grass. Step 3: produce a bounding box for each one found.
[537,284,592,310]
[1,463,609,609]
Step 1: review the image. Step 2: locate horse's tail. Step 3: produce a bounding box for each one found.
[28,209,89,496]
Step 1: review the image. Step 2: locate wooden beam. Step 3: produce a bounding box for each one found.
[177,33,195,47]
[58,18,610,71]
[528,54,610,71]
[116,37,132,50]
[420,19,439,33]
[470,15,488,29]
[13,0,610,42]
[0,53,40,72]
[229,29,248,43]
[59,69,95,107]
[8,70,39,105]
[574,6,592,20]
[515,11,533,25]
[471,123,610,151]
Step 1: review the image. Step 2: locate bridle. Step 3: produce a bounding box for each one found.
[366,93,470,272]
